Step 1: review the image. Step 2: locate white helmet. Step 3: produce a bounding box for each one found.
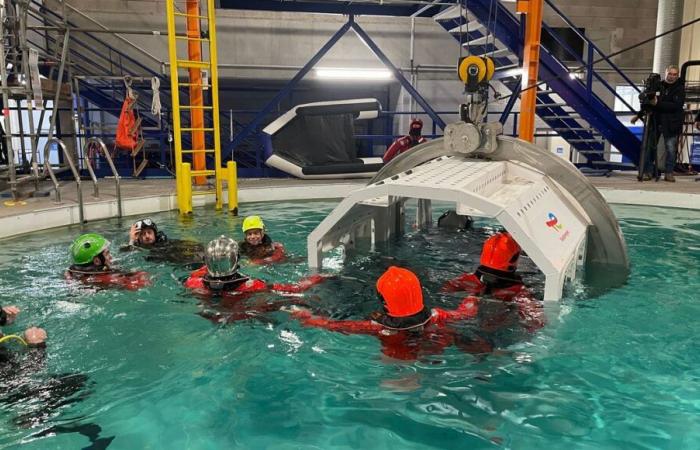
[205,236,240,278]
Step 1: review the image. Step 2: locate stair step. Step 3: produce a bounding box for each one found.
[131,139,145,157]
[182,149,217,154]
[576,150,605,154]
[495,63,519,71]
[536,103,569,108]
[192,190,216,196]
[591,161,636,168]
[447,20,483,34]
[128,117,143,135]
[568,138,605,143]
[464,35,493,46]
[474,48,512,58]
[176,60,211,70]
[133,158,149,177]
[433,5,462,21]
[541,114,582,119]
[173,12,209,20]
[182,127,215,132]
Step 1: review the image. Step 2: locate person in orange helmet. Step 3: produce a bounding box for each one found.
[288,266,489,361]
[441,231,544,331]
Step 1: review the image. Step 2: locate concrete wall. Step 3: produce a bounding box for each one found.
[53,0,662,150]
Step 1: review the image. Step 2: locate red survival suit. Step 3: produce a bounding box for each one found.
[441,232,544,331]
[65,266,150,291]
[184,265,327,298]
[382,119,427,164]
[238,235,286,265]
[185,266,327,324]
[291,266,490,361]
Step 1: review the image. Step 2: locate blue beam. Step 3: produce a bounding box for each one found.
[219,0,431,17]
[350,21,446,130]
[225,19,353,157]
[500,75,521,124]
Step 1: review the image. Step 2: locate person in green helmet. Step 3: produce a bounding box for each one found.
[238,215,286,264]
[66,233,150,290]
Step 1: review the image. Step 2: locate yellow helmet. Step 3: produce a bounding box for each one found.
[242,215,265,233]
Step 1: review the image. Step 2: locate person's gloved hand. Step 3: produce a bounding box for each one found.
[24,327,47,346]
[2,305,20,325]
[129,223,141,245]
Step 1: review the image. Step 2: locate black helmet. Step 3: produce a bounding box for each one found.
[133,218,167,244]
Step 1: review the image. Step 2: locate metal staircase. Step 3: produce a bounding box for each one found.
[26,0,233,177]
[433,0,641,169]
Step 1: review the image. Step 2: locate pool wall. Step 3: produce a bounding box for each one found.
[1,182,698,240]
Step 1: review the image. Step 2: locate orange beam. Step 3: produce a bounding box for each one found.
[517,0,543,143]
[187,0,206,185]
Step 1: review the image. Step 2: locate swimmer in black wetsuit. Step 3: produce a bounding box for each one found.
[0,303,114,449]
[121,218,204,267]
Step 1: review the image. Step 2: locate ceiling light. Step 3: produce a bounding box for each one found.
[315,67,393,81]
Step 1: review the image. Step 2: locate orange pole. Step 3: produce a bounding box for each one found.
[187,0,206,185]
[517,0,543,143]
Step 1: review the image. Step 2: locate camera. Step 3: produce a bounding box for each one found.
[639,73,662,106]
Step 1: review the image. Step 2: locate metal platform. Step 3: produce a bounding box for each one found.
[308,155,591,301]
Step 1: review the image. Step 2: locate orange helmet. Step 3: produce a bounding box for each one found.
[376,266,424,318]
[480,232,521,272]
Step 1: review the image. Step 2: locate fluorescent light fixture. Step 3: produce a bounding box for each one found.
[315,67,392,80]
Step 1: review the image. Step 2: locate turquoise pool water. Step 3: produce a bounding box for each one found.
[0,201,699,449]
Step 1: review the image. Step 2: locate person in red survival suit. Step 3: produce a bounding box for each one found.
[238,215,285,264]
[287,266,490,361]
[65,233,150,291]
[382,118,428,163]
[184,235,327,306]
[441,231,544,331]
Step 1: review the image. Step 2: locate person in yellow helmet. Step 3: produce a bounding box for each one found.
[238,215,286,264]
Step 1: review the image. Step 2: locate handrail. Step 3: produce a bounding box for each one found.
[60,0,165,68]
[543,0,640,93]
[533,16,637,112]
[82,137,123,218]
[43,138,85,223]
[32,0,163,79]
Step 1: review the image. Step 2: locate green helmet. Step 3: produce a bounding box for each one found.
[71,233,110,265]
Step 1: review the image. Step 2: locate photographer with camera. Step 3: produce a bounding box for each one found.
[654,65,685,182]
[632,73,661,180]
[634,66,685,182]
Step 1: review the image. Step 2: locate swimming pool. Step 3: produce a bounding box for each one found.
[1,201,699,449]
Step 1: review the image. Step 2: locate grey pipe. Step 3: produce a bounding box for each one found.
[653,0,684,74]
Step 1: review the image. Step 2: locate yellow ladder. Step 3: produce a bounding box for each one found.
[165,0,227,214]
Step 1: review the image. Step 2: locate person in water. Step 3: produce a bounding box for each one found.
[184,236,326,324]
[441,231,544,331]
[1,304,47,347]
[238,215,285,264]
[287,266,490,361]
[0,304,113,449]
[66,233,150,290]
[122,218,204,267]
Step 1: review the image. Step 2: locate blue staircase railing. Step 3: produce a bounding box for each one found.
[434,0,642,169]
